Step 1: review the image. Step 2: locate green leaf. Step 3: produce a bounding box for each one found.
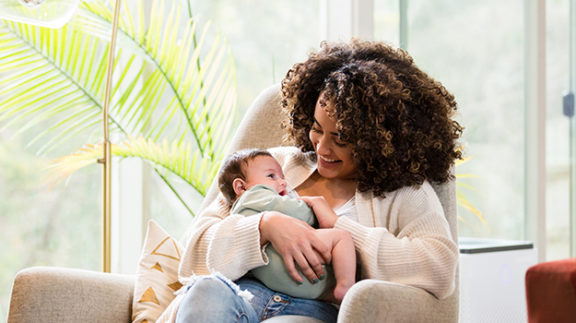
[1,0,238,211]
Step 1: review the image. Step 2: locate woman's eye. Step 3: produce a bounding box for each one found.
[311,127,322,134]
[335,141,347,147]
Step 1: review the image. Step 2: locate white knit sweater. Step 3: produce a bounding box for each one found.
[178,146,457,300]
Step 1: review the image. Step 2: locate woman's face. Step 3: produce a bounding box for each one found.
[309,93,357,180]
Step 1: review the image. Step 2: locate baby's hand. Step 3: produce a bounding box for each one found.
[299,196,338,228]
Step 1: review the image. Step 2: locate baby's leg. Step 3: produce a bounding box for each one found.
[316,228,356,303]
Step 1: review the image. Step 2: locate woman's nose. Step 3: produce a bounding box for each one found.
[316,136,330,155]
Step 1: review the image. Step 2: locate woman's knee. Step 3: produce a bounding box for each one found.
[182,275,236,305]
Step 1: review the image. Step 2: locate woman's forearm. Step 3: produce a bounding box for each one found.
[179,201,267,280]
[258,211,332,283]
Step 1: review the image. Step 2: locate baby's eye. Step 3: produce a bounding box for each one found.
[267,174,275,179]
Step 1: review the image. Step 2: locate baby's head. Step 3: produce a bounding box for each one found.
[218,149,288,207]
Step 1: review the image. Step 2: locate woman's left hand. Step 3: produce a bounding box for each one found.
[299,196,339,228]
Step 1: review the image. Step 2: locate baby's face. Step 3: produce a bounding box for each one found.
[244,155,288,195]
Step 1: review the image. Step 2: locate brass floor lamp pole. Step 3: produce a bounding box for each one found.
[98,0,122,273]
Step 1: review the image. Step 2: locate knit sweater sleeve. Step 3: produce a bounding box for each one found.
[178,193,268,281]
[335,183,458,299]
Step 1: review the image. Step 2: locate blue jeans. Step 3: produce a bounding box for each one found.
[175,274,338,323]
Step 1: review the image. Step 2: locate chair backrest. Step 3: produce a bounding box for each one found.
[200,84,459,320]
[201,84,287,209]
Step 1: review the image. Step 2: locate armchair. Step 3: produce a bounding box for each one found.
[525,258,576,323]
[8,84,459,323]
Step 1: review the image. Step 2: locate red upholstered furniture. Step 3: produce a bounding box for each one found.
[525,258,576,323]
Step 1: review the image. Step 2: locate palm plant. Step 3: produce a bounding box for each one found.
[0,0,237,216]
[455,156,487,228]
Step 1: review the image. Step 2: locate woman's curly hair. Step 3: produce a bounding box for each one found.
[281,39,463,197]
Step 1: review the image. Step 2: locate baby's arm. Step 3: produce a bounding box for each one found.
[299,196,339,228]
[315,228,356,304]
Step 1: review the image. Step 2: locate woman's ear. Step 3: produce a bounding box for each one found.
[232,178,247,196]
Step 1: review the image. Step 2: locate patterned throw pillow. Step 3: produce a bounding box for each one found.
[132,220,183,323]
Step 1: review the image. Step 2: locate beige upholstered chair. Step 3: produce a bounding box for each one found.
[8,84,459,323]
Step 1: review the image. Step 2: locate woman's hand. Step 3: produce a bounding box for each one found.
[259,211,332,284]
[299,196,339,228]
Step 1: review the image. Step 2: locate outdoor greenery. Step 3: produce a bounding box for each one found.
[0,0,237,214]
[0,0,237,319]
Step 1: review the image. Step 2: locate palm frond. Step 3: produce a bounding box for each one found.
[0,18,124,154]
[46,136,221,214]
[456,181,478,192]
[1,0,238,205]
[456,191,486,224]
[47,136,219,195]
[78,0,237,161]
[454,154,487,226]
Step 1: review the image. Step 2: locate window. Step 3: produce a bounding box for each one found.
[374,0,399,47]
[187,0,321,112]
[401,0,527,240]
[0,132,100,320]
[375,0,568,260]
[546,0,571,259]
[147,0,322,239]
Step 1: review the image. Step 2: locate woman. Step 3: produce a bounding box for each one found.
[174,39,463,322]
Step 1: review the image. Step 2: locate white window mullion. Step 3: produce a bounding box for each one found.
[320,0,374,41]
[524,0,547,262]
[112,158,147,274]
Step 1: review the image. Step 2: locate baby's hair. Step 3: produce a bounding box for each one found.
[218,148,273,208]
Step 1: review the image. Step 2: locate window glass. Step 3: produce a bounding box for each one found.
[188,0,321,113]
[150,0,322,237]
[391,0,526,240]
[546,0,570,260]
[374,0,399,47]
[0,131,100,321]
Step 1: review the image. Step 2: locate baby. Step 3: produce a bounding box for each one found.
[218,148,356,303]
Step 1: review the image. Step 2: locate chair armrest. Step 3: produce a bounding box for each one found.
[8,266,134,323]
[337,279,458,323]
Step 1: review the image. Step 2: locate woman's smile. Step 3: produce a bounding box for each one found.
[318,155,341,167]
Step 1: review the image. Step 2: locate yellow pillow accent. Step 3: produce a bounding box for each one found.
[132,220,183,323]
[152,236,181,261]
[152,262,163,272]
[139,287,160,305]
[168,281,183,292]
